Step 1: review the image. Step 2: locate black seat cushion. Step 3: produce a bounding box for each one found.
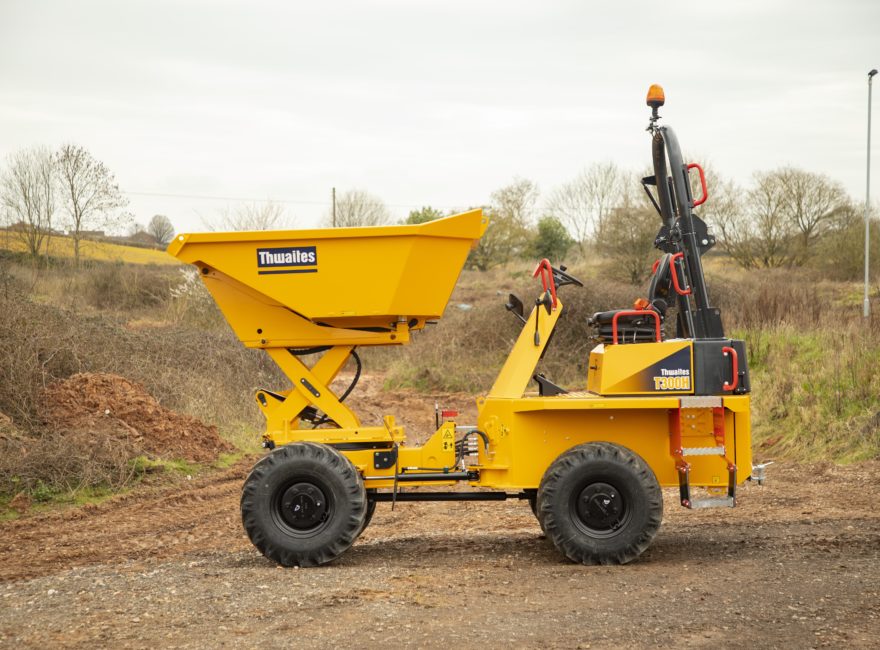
[589,309,664,344]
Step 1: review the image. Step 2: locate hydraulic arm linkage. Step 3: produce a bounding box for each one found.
[642,85,724,340]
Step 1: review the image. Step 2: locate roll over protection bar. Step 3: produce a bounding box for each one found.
[645,100,724,340]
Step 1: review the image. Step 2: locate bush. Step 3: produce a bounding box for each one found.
[83,262,175,310]
[531,216,575,264]
[0,291,284,434]
[0,429,140,495]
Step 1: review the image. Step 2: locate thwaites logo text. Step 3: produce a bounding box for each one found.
[653,368,691,391]
[256,246,317,275]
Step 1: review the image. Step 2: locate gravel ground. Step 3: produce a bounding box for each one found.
[1,459,878,649]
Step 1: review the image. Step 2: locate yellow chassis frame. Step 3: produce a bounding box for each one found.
[260,297,751,492]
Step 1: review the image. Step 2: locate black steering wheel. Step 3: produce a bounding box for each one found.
[552,264,584,289]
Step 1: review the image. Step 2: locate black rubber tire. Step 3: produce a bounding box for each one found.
[241,442,366,567]
[537,441,662,565]
[359,491,378,535]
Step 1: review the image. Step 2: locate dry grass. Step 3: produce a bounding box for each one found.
[1,250,877,505]
[0,430,139,497]
[0,260,283,502]
[0,231,178,266]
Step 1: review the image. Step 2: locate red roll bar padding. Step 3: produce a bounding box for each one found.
[651,258,661,274]
[611,309,661,345]
[687,163,708,207]
[722,346,738,391]
[532,258,558,308]
[670,252,692,296]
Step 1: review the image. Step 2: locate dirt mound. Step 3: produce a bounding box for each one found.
[44,373,233,463]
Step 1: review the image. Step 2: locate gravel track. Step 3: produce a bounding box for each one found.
[1,459,878,648]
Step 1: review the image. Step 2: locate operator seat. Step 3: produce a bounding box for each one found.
[588,253,672,344]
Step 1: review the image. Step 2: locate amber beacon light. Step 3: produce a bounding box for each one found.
[646,84,665,108]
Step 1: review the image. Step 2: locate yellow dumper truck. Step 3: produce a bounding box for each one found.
[168,85,753,567]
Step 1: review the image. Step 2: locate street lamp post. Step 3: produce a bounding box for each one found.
[865,69,877,318]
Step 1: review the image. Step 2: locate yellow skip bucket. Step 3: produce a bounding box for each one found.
[167,209,488,348]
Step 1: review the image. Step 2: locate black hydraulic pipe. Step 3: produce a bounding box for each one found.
[651,132,675,228]
[392,472,472,482]
[653,129,695,337]
[659,126,715,338]
[371,491,525,502]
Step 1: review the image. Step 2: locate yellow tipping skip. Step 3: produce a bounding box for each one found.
[168,209,488,347]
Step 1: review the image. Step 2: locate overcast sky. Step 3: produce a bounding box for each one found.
[1,0,878,233]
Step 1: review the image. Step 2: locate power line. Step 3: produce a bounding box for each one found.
[123,190,329,205]
[123,189,467,210]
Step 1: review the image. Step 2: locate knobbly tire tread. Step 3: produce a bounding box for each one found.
[240,442,366,567]
[537,441,662,565]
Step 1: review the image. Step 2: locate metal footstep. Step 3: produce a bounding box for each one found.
[677,463,736,509]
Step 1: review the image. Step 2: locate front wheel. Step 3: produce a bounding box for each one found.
[537,442,662,565]
[241,442,367,567]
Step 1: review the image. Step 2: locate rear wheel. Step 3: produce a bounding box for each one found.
[537,442,662,565]
[241,442,366,567]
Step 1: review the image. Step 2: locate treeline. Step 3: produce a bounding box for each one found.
[0,145,174,266]
[4,142,875,282]
[405,163,879,283]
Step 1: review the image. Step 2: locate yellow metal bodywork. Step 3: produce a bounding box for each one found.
[168,209,752,494]
[588,340,694,395]
[167,209,488,348]
[472,393,750,489]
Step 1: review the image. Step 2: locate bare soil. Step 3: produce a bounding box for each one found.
[45,373,233,463]
[1,384,878,649]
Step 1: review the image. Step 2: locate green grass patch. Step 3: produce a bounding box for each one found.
[0,484,122,521]
[219,424,264,456]
[748,324,880,463]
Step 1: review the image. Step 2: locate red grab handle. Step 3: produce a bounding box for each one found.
[670,252,692,296]
[687,163,708,207]
[611,310,661,345]
[532,258,558,308]
[722,346,738,391]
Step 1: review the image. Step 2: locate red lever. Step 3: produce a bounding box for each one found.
[532,258,558,308]
[611,310,661,345]
[722,346,738,391]
[669,252,692,296]
[687,163,708,207]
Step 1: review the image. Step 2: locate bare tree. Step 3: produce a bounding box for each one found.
[211,201,291,231]
[468,178,538,270]
[595,191,659,284]
[0,146,56,260]
[741,172,799,268]
[324,190,389,227]
[714,168,851,269]
[147,214,175,245]
[546,162,623,254]
[491,177,539,228]
[55,144,128,267]
[691,166,750,266]
[777,167,849,260]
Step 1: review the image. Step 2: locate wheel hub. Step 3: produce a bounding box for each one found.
[280,482,328,530]
[576,482,624,531]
